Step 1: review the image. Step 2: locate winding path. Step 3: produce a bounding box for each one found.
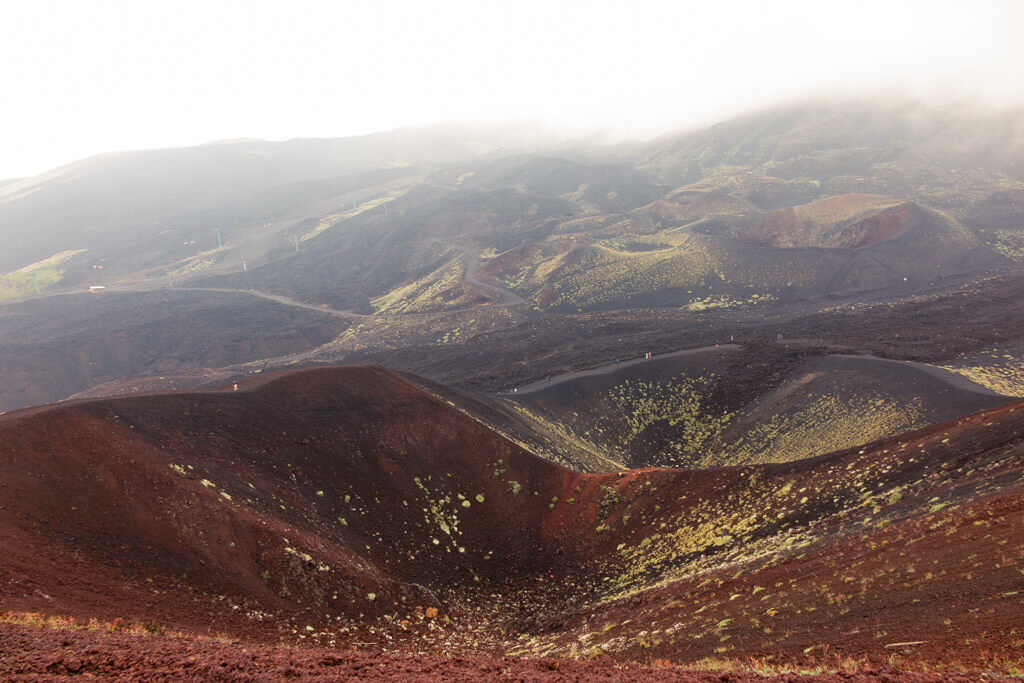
[10,236,527,322]
[502,344,741,395]
[439,242,526,307]
[500,345,1007,399]
[829,353,1006,397]
[183,242,527,316]
[172,287,367,318]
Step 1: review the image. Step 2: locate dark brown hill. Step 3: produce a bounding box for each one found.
[0,365,584,639]
[0,290,349,412]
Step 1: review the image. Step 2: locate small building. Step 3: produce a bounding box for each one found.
[88,285,107,292]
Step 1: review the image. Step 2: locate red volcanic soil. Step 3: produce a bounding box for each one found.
[2,365,1024,677]
[731,195,917,249]
[0,366,584,636]
[840,204,913,247]
[1,621,1003,682]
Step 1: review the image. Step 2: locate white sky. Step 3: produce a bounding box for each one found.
[1,0,1022,179]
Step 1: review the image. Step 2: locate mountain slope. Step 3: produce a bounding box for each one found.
[0,365,581,638]
[0,290,350,412]
[2,364,1024,672]
[502,346,1010,469]
[0,101,1023,431]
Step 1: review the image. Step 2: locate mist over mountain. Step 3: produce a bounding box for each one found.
[4,95,1024,678]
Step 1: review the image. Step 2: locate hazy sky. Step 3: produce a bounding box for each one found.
[2,0,1022,179]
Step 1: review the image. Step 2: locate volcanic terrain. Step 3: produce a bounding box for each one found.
[3,99,1024,679]
[2,365,1024,679]
[499,346,1009,470]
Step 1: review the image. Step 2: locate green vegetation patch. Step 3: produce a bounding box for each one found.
[165,247,227,278]
[600,237,672,253]
[0,249,87,301]
[301,192,406,242]
[715,393,926,467]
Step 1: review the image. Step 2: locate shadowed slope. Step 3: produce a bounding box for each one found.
[0,366,585,640]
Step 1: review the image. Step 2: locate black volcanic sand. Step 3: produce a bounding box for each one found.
[346,273,1024,395]
[0,289,349,412]
[498,347,1009,469]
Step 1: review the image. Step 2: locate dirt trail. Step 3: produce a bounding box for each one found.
[502,345,1004,398]
[441,242,527,307]
[6,241,525,319]
[3,282,367,318]
[503,344,741,394]
[172,286,367,318]
[177,242,528,316]
[830,353,1007,397]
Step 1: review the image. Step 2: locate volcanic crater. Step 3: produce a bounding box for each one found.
[2,365,1024,679]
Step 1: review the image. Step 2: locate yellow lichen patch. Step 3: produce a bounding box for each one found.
[165,247,226,278]
[301,192,406,242]
[511,234,808,310]
[989,230,1024,262]
[939,348,1024,397]
[601,376,731,456]
[0,249,87,301]
[371,255,481,315]
[715,394,926,467]
[285,546,331,572]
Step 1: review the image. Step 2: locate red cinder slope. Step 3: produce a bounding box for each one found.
[0,365,591,640]
[2,364,1024,674]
